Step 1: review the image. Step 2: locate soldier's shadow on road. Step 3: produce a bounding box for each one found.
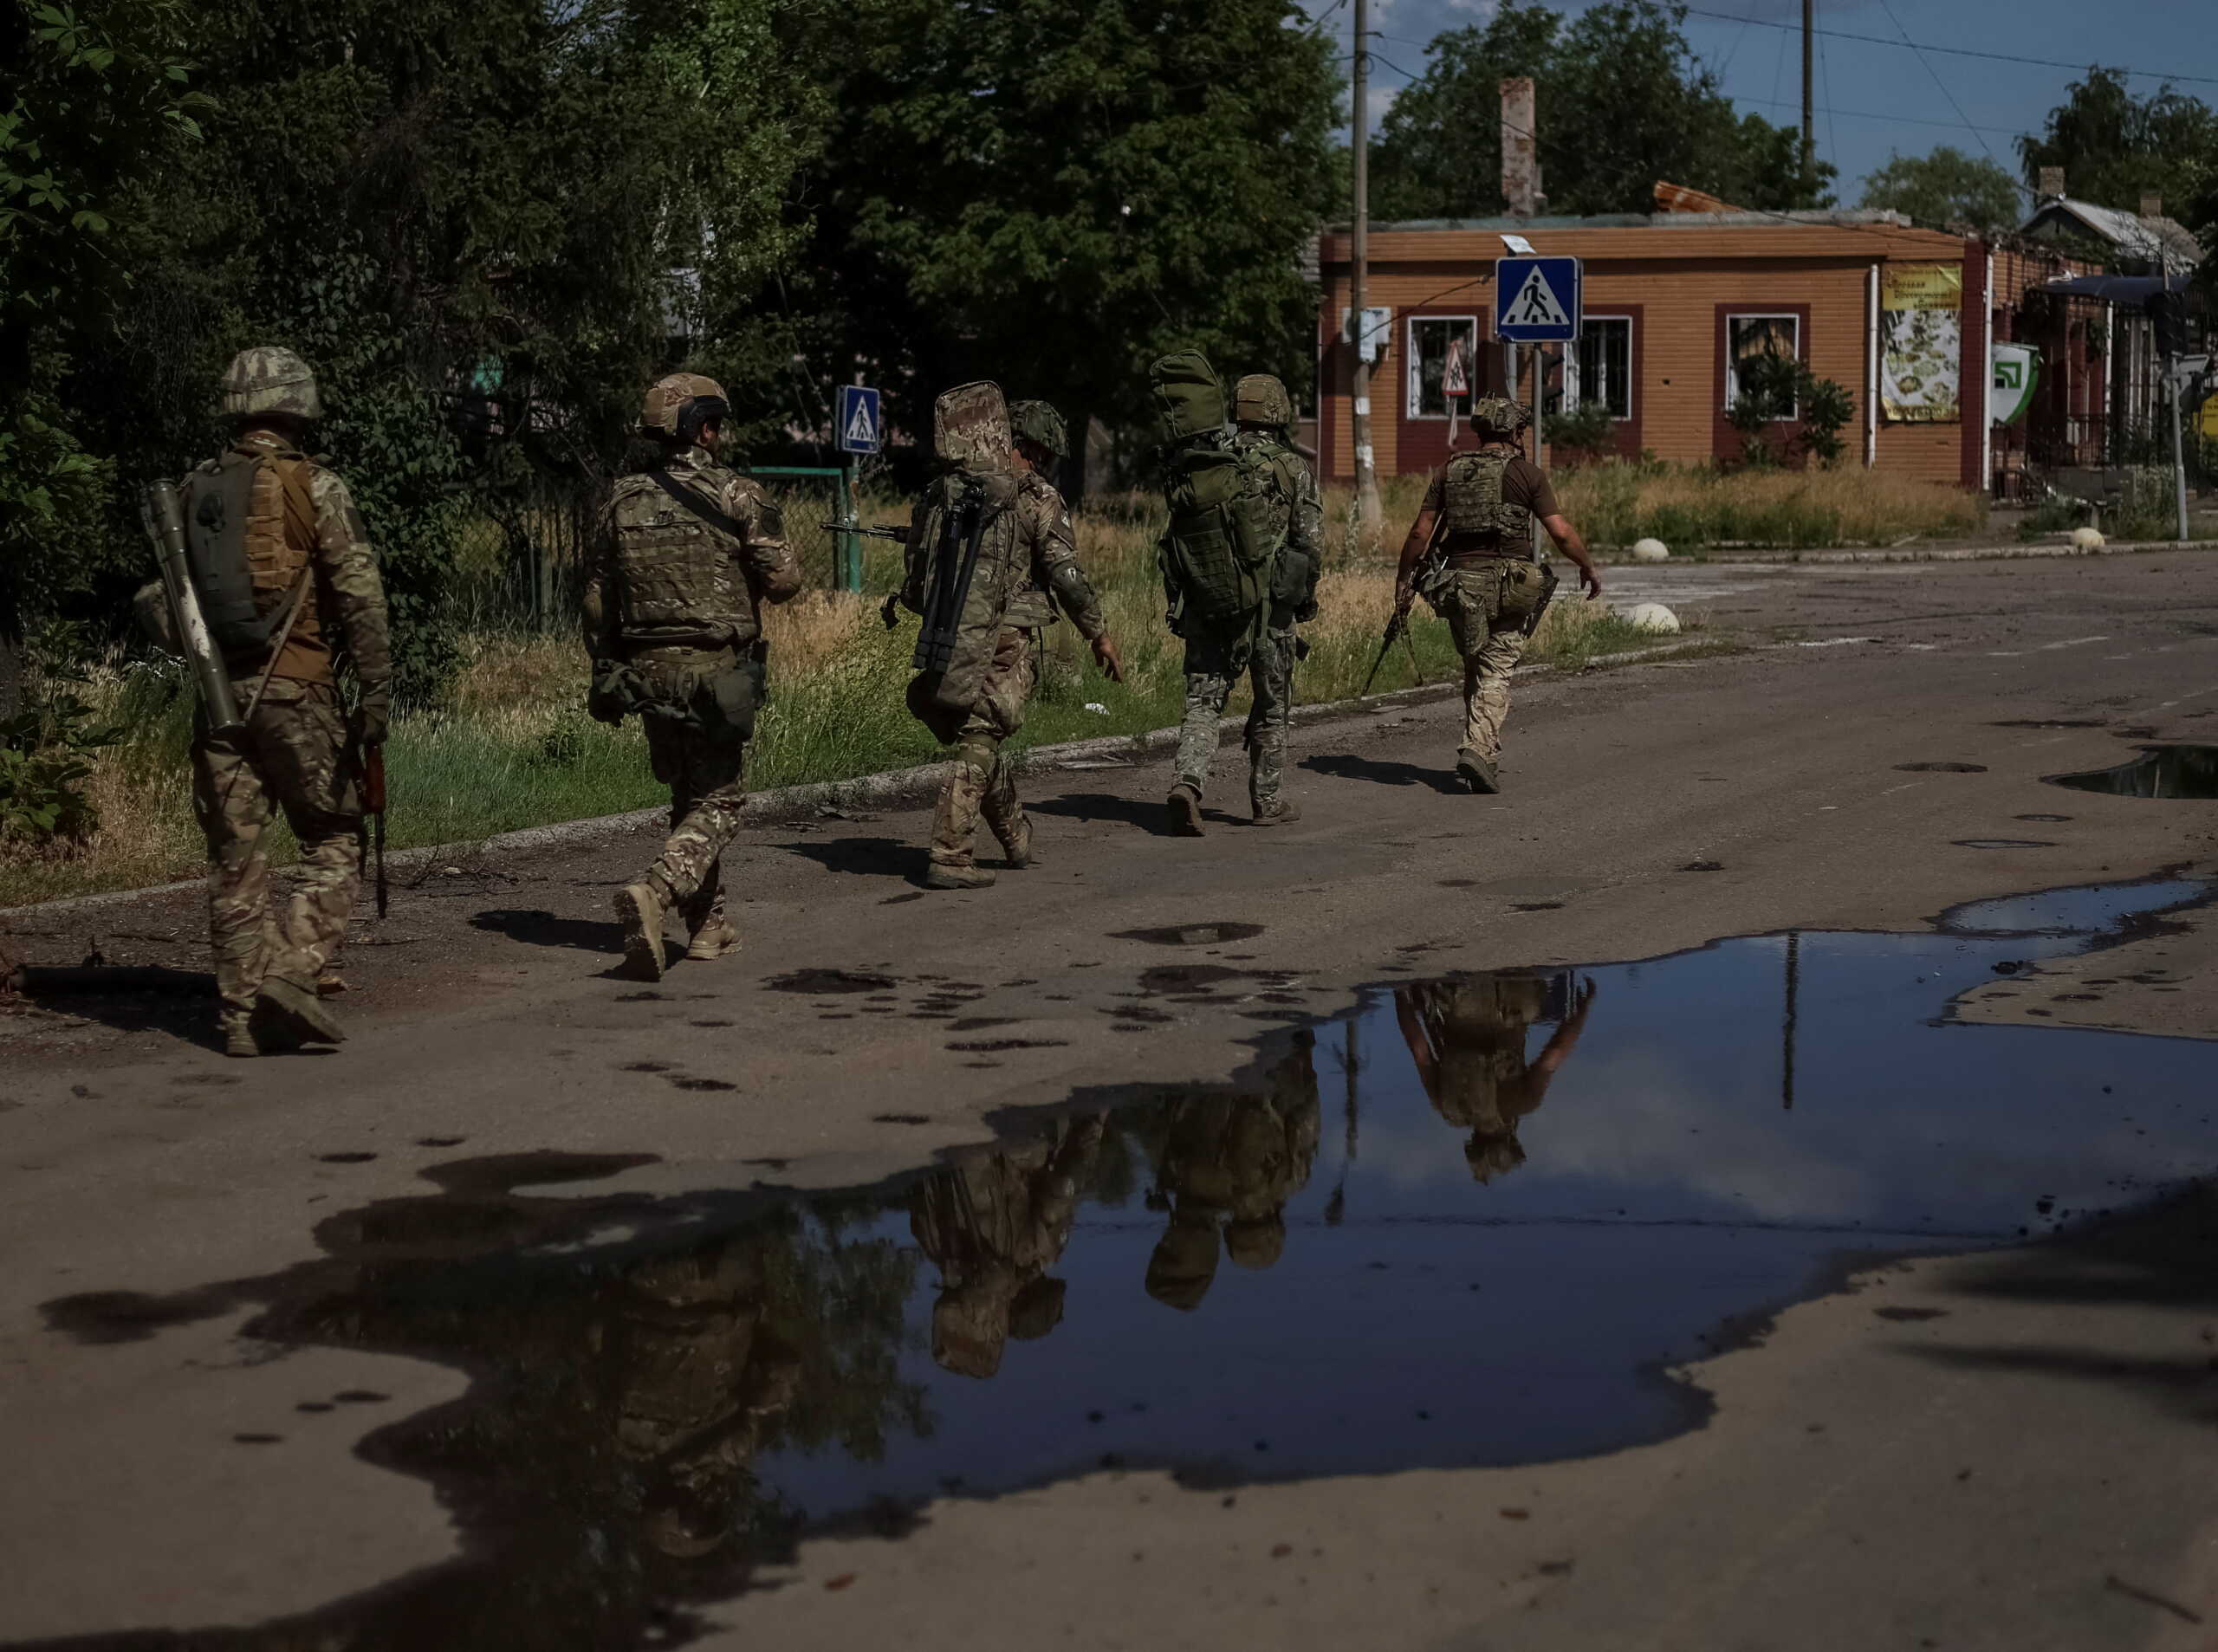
[470,910,621,955]
[775,834,923,883]
[1028,793,1183,836]
[1300,753,1463,794]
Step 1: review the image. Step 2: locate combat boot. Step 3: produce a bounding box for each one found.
[924,860,998,891]
[687,916,742,962]
[220,1011,259,1059]
[1252,798,1303,826]
[1456,748,1501,795]
[614,881,669,981]
[994,813,1037,870]
[1166,785,1205,837]
[257,975,347,1046]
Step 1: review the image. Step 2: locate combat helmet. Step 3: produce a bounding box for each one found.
[1231,373,1294,431]
[220,347,322,422]
[1469,395,1532,439]
[933,380,1013,470]
[1008,398,1068,460]
[639,373,730,447]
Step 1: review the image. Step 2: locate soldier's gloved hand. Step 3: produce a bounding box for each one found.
[1164,607,1184,639]
[1295,599,1320,625]
[353,687,391,748]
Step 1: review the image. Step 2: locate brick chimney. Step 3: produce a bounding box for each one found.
[1501,78,1542,218]
[2038,165,2066,200]
[2140,192,2163,219]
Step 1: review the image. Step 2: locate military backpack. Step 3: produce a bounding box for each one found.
[1149,352,1278,632]
[179,442,321,660]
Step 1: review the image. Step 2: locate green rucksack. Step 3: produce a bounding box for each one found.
[1149,352,1276,632]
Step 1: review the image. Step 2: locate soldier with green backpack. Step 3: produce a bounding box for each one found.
[1151,352,1314,834]
[896,383,1125,890]
[1391,396,1603,794]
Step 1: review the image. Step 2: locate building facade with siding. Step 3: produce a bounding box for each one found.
[1315,211,2074,493]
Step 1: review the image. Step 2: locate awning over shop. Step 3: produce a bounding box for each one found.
[2040,272,2190,303]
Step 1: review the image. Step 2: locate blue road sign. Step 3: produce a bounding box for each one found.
[1494,256,1582,343]
[836,385,882,455]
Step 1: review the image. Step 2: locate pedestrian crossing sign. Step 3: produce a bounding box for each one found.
[836,385,882,455]
[1494,256,1581,343]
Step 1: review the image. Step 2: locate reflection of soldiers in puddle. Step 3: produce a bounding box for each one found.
[613,1237,805,1558]
[1395,974,1596,1181]
[910,1117,1107,1376]
[1145,1031,1322,1310]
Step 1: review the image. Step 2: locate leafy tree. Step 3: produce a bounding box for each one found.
[1861,146,2025,236]
[2019,68,2215,218]
[1728,354,1854,469]
[793,0,1338,483]
[1372,0,1832,223]
[1,0,211,717]
[55,0,827,699]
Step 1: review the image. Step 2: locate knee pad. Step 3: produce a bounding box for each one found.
[956,735,998,776]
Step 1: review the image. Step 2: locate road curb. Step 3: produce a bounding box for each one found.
[1681,539,2209,567]
[1,641,1711,925]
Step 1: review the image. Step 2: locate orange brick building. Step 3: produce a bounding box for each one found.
[1315,210,2073,492]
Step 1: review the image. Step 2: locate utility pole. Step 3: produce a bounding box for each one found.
[1350,0,1382,541]
[1801,0,1815,201]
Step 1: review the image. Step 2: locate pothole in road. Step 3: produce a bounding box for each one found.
[1955,839,2058,850]
[32,877,2218,1651]
[2046,744,2218,800]
[763,969,898,994]
[1111,923,1267,947]
[1896,761,1988,773]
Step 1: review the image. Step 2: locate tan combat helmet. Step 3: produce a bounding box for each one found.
[1008,398,1068,460]
[1231,373,1294,431]
[639,373,729,444]
[1469,395,1532,439]
[934,380,1012,469]
[220,347,322,422]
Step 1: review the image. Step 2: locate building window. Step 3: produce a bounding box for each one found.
[1568,316,1633,418]
[1726,314,1802,418]
[1406,316,1480,418]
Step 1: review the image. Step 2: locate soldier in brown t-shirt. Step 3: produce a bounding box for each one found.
[1391,398,1603,793]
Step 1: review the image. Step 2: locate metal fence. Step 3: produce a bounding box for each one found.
[450,464,868,636]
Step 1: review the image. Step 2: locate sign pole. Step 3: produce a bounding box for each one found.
[837,450,859,592]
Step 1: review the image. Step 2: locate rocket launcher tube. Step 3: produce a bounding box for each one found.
[142,480,244,734]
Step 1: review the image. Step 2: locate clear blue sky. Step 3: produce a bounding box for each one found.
[1316,0,2218,211]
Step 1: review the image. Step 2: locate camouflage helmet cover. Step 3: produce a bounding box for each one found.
[1231,373,1294,428]
[640,373,728,439]
[1008,398,1068,460]
[220,346,322,421]
[934,380,1013,469]
[1469,395,1533,438]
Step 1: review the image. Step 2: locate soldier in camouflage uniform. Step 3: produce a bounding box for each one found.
[178,347,391,1057]
[1144,1032,1321,1310]
[900,390,1124,891]
[1393,975,1595,1181]
[1391,396,1604,794]
[1164,374,1320,834]
[909,1117,1106,1377]
[583,373,803,980]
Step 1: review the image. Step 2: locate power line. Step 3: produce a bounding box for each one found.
[1681,5,2218,87]
[1732,93,2030,141]
[1871,0,2015,185]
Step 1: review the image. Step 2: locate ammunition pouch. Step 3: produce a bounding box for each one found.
[593,644,766,740]
[1495,560,1549,630]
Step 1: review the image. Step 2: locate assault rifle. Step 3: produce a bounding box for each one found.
[1361,611,1424,697]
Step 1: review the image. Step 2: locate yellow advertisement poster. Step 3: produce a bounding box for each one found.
[1881,262,1963,424]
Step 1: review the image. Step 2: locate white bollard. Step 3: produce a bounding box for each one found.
[1622,601,1681,635]
[1631,537,1670,562]
[2070,526,2105,551]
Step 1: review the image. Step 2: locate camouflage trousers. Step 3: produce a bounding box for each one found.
[1437,567,1533,764]
[1174,625,1295,808]
[639,716,747,932]
[191,679,362,1027]
[930,627,1039,869]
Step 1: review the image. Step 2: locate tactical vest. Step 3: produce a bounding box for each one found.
[609,468,757,647]
[180,442,323,664]
[1439,449,1533,552]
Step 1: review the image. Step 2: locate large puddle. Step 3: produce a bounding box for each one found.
[25,878,2218,1650]
[2049,743,2218,799]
